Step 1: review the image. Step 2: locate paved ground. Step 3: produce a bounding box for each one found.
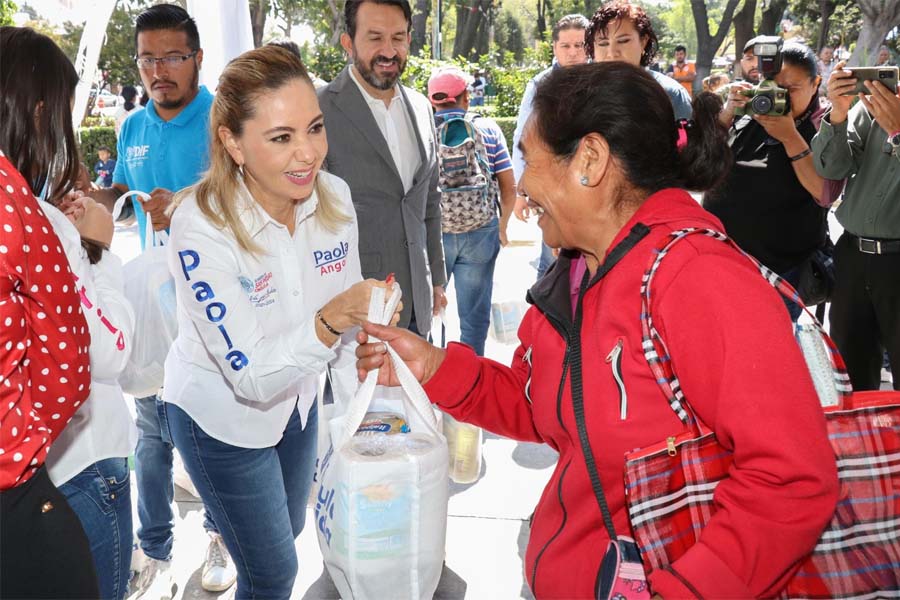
[112,203,890,599]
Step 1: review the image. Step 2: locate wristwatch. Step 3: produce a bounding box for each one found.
[885,130,900,155]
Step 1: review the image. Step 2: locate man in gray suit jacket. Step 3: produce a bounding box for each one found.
[318,0,446,335]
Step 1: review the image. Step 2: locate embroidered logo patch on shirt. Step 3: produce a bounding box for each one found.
[239,272,277,307]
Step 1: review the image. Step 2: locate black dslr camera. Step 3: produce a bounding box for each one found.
[735,36,791,116]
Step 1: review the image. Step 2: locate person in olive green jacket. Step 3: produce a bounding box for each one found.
[812,60,900,391]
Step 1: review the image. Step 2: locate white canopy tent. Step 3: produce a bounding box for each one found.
[71,0,254,127]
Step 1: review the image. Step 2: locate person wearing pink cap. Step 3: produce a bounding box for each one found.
[428,66,516,355]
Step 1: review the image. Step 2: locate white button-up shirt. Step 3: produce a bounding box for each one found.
[162,172,361,448]
[349,65,421,193]
[42,204,137,486]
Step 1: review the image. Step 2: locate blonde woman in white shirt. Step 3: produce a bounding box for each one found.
[162,46,394,600]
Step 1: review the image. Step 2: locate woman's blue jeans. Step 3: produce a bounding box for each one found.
[165,401,318,600]
[59,457,133,600]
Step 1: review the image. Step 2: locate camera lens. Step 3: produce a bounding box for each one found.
[880,70,891,79]
[751,94,773,114]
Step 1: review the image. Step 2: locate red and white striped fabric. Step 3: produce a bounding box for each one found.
[625,228,900,598]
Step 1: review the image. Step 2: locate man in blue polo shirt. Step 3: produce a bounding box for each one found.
[428,66,516,356]
[92,5,235,597]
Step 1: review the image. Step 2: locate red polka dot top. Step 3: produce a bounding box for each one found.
[0,152,92,490]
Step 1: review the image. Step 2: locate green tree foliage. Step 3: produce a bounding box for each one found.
[789,0,859,51]
[0,0,17,26]
[495,10,526,62]
[299,41,346,82]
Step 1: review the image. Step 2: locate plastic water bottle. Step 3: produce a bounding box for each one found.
[442,413,482,484]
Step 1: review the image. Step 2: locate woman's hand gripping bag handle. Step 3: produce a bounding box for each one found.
[333,282,441,449]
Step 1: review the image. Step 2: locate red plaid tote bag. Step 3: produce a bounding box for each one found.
[624,228,900,598]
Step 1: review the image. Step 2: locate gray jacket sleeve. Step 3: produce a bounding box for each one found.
[424,123,447,288]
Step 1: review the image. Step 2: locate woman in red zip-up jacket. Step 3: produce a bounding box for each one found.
[356,63,839,599]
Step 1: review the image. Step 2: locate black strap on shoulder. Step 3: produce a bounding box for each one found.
[567,224,651,540]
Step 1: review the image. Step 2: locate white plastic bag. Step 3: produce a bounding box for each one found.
[489,300,529,344]
[113,192,178,398]
[315,284,449,600]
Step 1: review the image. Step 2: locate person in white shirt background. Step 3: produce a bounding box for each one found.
[161,45,397,600]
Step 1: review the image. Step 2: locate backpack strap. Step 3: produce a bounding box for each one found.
[640,227,853,427]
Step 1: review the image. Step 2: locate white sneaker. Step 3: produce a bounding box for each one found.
[129,557,176,600]
[201,532,237,592]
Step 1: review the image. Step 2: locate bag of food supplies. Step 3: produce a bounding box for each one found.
[314,283,449,600]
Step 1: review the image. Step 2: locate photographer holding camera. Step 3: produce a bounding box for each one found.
[706,41,832,321]
[811,60,900,391]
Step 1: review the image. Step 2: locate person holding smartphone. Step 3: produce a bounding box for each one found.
[811,61,900,391]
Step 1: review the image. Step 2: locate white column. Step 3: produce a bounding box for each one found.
[187,0,255,92]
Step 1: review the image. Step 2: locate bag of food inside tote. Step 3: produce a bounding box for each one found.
[314,283,449,600]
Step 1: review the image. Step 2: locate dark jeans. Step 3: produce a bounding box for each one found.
[1,467,99,599]
[59,457,133,600]
[166,402,319,600]
[829,232,900,391]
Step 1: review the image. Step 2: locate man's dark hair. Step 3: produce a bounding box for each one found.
[585,1,659,67]
[134,3,200,52]
[98,145,111,153]
[267,38,303,59]
[552,14,589,42]
[121,84,138,110]
[0,26,80,203]
[344,0,412,39]
[674,44,687,53]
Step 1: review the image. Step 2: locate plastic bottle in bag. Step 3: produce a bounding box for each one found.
[442,413,482,484]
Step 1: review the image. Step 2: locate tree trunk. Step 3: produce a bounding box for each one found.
[849,0,900,66]
[454,0,467,55]
[249,0,269,48]
[817,0,835,50]
[759,0,786,35]
[327,0,342,45]
[536,0,547,42]
[733,0,757,72]
[454,0,486,58]
[411,0,430,55]
[691,0,742,95]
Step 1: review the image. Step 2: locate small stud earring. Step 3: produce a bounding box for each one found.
[238,164,245,178]
[580,175,589,186]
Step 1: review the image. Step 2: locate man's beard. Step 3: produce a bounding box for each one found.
[352,47,405,90]
[154,63,199,110]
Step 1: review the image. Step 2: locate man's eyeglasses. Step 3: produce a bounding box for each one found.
[134,51,198,71]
